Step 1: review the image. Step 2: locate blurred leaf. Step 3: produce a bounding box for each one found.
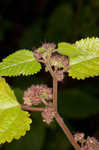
[46,129,71,150]
[79,5,99,38]
[0,19,13,41]
[45,4,74,42]
[58,88,99,119]
[13,87,23,103]
[12,75,44,88]
[19,20,43,49]
[91,0,99,8]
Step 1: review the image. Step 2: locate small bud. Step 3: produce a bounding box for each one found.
[56,70,64,81]
[74,133,99,150]
[41,105,55,124]
[34,43,56,61]
[42,43,56,50]
[34,50,42,60]
[85,137,99,150]
[23,85,52,106]
[50,53,69,70]
[74,133,85,142]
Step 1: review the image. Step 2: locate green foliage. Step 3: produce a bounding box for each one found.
[0,50,41,76]
[57,42,81,56]
[19,20,43,49]
[46,130,71,150]
[69,37,99,79]
[58,88,99,119]
[80,5,99,38]
[0,77,32,144]
[45,4,74,42]
[5,122,45,150]
[0,19,12,42]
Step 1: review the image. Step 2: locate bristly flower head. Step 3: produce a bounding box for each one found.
[85,137,99,150]
[23,85,52,106]
[41,105,55,124]
[74,133,85,143]
[42,43,56,50]
[55,70,64,81]
[50,53,69,69]
[74,133,99,150]
[34,43,56,61]
[50,53,70,81]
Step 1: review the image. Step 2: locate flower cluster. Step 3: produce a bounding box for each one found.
[55,70,64,81]
[34,43,56,61]
[34,43,70,82]
[85,136,99,150]
[74,132,85,143]
[50,53,69,69]
[23,85,52,106]
[50,53,70,81]
[42,43,56,50]
[41,104,55,124]
[74,133,99,150]
[23,84,55,124]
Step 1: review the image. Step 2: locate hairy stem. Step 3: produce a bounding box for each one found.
[35,51,80,150]
[21,105,45,112]
[55,112,81,150]
[45,59,58,111]
[41,99,49,106]
[46,63,55,78]
[46,57,58,111]
[53,77,58,111]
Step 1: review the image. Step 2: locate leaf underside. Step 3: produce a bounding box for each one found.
[0,50,41,76]
[69,37,99,79]
[0,77,32,144]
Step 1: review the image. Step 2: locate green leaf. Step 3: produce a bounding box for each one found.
[0,77,32,144]
[58,89,99,119]
[57,42,81,56]
[69,37,99,79]
[0,50,41,76]
[5,123,45,150]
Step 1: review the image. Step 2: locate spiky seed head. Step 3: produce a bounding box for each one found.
[23,85,52,106]
[42,43,56,50]
[41,105,55,124]
[34,50,42,60]
[85,137,99,150]
[74,132,99,150]
[34,43,56,61]
[56,70,64,81]
[74,133,85,142]
[50,53,69,69]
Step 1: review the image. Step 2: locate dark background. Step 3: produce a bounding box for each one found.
[0,0,99,150]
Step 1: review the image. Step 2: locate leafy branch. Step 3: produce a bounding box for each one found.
[0,37,99,150]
